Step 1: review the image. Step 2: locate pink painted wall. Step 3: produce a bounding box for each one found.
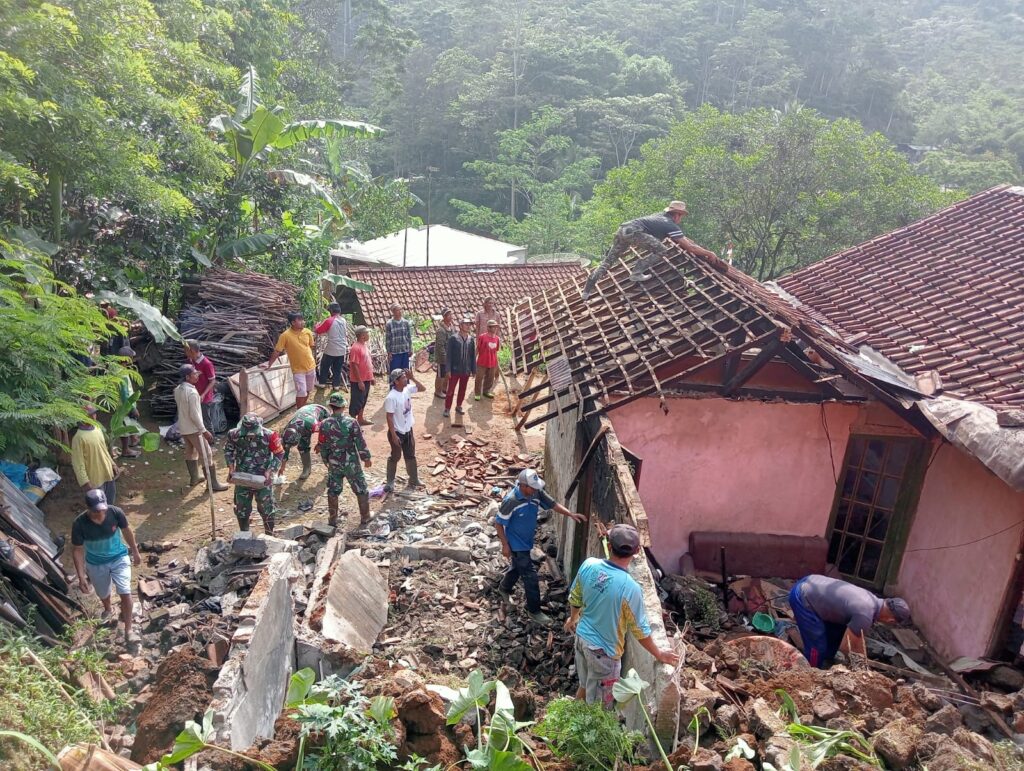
[896,444,1024,660]
[608,397,861,571]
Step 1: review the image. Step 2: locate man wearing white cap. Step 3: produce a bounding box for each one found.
[565,523,679,706]
[495,469,585,626]
[582,200,721,299]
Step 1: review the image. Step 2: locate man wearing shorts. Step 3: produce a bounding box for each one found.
[266,311,317,410]
[72,488,142,646]
[317,392,372,526]
[565,524,679,706]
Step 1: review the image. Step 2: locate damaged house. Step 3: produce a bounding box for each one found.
[510,184,1024,665]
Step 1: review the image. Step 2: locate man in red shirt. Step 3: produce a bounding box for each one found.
[474,319,500,400]
[348,326,374,426]
[185,340,218,429]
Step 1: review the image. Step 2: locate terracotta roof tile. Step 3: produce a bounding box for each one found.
[778,185,1024,407]
[343,262,586,327]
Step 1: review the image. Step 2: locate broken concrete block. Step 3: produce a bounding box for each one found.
[952,726,996,764]
[911,682,943,712]
[924,704,963,735]
[679,688,718,736]
[763,736,810,771]
[192,539,229,582]
[278,524,305,540]
[209,553,296,751]
[400,539,473,564]
[981,690,1014,714]
[321,551,388,650]
[714,704,741,736]
[230,533,267,559]
[310,523,336,538]
[145,608,170,633]
[260,533,301,556]
[747,697,787,738]
[690,748,724,771]
[871,718,922,770]
[426,684,459,703]
[811,690,841,722]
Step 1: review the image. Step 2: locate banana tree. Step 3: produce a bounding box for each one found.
[202,66,382,265]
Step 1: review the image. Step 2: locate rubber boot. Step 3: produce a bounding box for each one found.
[385,457,398,492]
[327,495,339,527]
[357,494,370,526]
[259,509,274,536]
[404,456,421,488]
[298,451,312,480]
[185,460,202,486]
[205,462,229,492]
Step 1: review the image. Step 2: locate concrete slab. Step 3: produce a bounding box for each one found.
[209,552,299,750]
[400,539,473,564]
[321,551,388,650]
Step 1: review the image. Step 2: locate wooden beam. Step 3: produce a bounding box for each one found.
[565,425,611,500]
[722,337,782,396]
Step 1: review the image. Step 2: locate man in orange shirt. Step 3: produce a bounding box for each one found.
[474,319,500,400]
[348,325,374,426]
[265,311,317,410]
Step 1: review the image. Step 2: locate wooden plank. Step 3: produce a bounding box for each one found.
[565,425,611,500]
[722,336,782,396]
[228,358,296,421]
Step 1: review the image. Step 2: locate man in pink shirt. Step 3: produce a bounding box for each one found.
[348,325,374,426]
[185,340,218,428]
[474,319,500,400]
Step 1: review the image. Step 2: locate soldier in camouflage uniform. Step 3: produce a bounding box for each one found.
[224,413,284,534]
[581,201,721,299]
[316,392,372,526]
[280,403,329,480]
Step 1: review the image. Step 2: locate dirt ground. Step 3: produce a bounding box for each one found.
[41,373,544,591]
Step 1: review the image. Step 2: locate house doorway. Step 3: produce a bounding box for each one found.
[826,435,926,590]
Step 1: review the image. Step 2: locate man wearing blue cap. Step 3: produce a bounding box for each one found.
[495,468,585,626]
[72,488,142,646]
[789,574,911,669]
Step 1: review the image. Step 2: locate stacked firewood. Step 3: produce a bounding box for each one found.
[149,269,302,420]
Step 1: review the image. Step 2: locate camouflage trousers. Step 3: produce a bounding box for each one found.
[582,226,670,298]
[282,434,312,462]
[326,461,368,497]
[234,486,275,532]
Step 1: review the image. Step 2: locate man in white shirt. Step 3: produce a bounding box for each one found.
[315,302,349,389]
[173,364,228,491]
[384,368,424,492]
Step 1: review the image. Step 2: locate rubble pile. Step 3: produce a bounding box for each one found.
[423,435,537,497]
[651,572,1024,770]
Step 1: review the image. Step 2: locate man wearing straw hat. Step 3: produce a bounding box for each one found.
[582,200,721,299]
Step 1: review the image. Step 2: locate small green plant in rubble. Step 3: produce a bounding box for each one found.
[761,688,882,770]
[536,696,644,771]
[446,669,539,771]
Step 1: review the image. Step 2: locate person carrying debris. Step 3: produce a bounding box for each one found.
[71,403,120,505]
[474,318,500,401]
[224,413,284,535]
[317,392,372,526]
[581,200,722,299]
[565,524,680,706]
[315,302,349,390]
[264,311,317,411]
[174,364,229,491]
[789,574,911,669]
[72,488,142,646]
[434,308,455,399]
[384,368,425,492]
[443,317,476,418]
[496,469,585,626]
[385,304,413,372]
[280,403,330,481]
[349,325,374,426]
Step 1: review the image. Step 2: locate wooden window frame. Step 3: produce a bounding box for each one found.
[826,434,928,590]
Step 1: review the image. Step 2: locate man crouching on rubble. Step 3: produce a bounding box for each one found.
[564,524,680,707]
[789,574,911,669]
[496,469,585,626]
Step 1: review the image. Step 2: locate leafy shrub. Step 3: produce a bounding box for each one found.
[536,697,644,771]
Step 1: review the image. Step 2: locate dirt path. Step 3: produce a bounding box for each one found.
[42,377,543,586]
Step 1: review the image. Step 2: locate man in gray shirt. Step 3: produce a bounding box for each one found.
[789,574,911,669]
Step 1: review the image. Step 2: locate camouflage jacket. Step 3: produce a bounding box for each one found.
[317,414,370,466]
[282,404,329,447]
[224,426,283,474]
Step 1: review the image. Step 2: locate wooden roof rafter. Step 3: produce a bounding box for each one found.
[511,239,871,428]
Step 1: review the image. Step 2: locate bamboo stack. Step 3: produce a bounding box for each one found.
[149,269,302,420]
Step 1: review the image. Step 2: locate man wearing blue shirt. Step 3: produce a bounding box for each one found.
[495,469,585,626]
[565,524,679,707]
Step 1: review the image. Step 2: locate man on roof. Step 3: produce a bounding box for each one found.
[789,574,911,669]
[582,200,723,299]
